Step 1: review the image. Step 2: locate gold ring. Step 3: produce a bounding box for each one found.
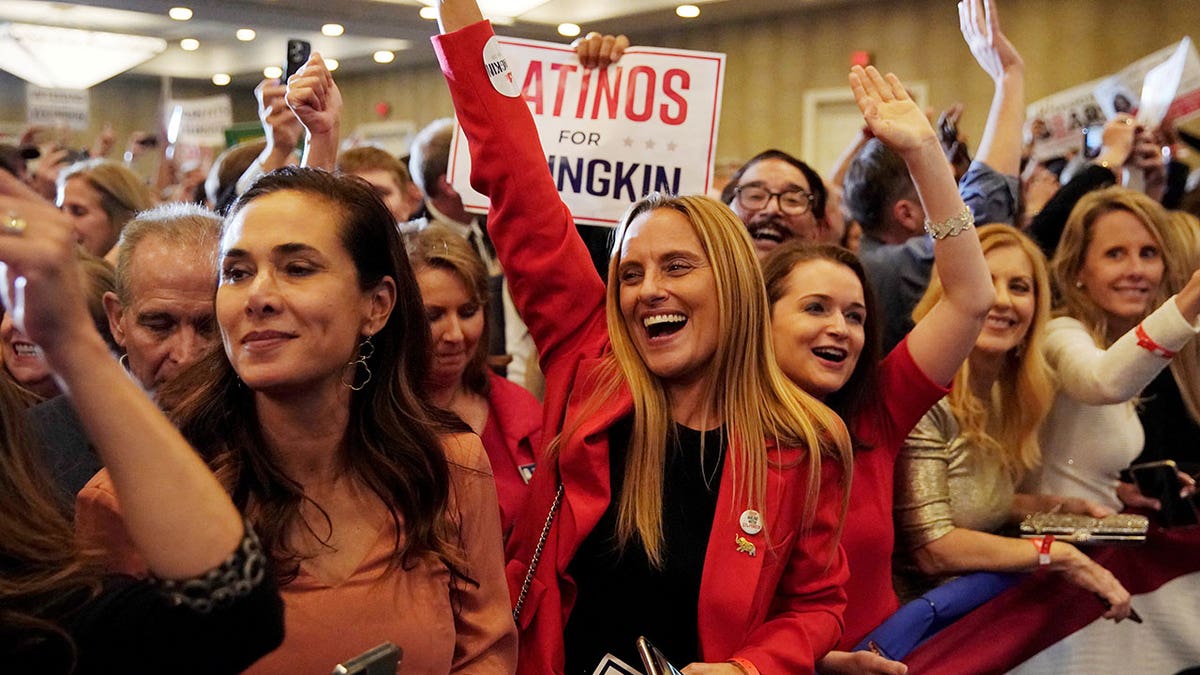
[3,212,27,235]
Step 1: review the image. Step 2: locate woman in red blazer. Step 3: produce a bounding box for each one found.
[433,4,862,673]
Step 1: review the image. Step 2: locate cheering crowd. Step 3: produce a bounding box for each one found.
[2,0,1199,672]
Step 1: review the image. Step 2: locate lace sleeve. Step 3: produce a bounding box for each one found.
[150,522,269,614]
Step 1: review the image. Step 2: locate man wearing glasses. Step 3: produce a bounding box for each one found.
[721,149,833,258]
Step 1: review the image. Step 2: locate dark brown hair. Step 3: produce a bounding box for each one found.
[163,167,469,584]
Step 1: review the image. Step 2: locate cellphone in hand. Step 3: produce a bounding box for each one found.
[1082,125,1105,159]
[331,642,402,675]
[636,636,684,675]
[1120,459,1200,527]
[285,38,312,81]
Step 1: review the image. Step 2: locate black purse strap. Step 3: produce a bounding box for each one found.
[512,483,564,623]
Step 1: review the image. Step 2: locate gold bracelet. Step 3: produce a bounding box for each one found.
[924,205,974,240]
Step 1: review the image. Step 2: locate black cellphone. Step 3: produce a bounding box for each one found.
[1121,459,1199,527]
[636,636,684,675]
[1082,125,1105,159]
[285,38,312,81]
[331,642,402,675]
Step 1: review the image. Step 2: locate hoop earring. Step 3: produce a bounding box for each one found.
[342,335,375,391]
[119,353,130,371]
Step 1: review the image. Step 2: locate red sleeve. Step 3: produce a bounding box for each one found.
[431,22,609,379]
[734,458,849,672]
[873,335,951,452]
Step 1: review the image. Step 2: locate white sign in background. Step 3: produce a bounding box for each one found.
[165,95,233,146]
[449,37,726,227]
[26,85,90,131]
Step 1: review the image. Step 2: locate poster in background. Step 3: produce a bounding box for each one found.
[165,95,233,146]
[1027,37,1200,161]
[448,36,725,227]
[26,85,90,131]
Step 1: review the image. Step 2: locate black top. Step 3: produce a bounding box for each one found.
[563,417,726,674]
[4,530,284,674]
[1027,163,1117,260]
[1136,368,1200,476]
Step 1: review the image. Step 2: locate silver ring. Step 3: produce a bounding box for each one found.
[3,212,27,235]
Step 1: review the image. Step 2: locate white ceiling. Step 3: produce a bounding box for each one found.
[0,0,852,84]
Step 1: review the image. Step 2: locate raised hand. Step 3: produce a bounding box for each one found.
[286,52,342,138]
[572,32,629,70]
[0,169,92,358]
[959,0,1023,81]
[849,65,937,155]
[255,77,303,155]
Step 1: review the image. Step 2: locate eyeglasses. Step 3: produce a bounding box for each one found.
[733,185,815,215]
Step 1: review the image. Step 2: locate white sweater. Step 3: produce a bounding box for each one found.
[1025,297,1200,511]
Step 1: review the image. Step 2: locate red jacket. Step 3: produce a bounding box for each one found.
[434,21,848,674]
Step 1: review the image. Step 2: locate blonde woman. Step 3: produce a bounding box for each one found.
[433,2,858,672]
[1023,187,1200,511]
[57,159,154,259]
[894,225,1131,619]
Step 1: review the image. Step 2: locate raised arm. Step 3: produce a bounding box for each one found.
[287,52,343,171]
[235,78,303,196]
[850,65,994,386]
[0,171,242,580]
[960,0,1023,176]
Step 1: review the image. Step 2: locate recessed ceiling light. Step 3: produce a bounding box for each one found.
[557,23,581,37]
[212,73,231,86]
[676,4,700,18]
[373,50,395,64]
[236,28,256,42]
[180,38,200,51]
[263,65,283,79]
[168,7,193,21]
[321,23,344,37]
[325,58,339,71]
[419,7,438,19]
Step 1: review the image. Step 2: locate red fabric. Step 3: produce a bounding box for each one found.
[434,20,849,675]
[839,339,949,649]
[904,525,1200,673]
[481,371,542,536]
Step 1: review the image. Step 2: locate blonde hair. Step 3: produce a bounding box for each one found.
[558,193,852,567]
[1160,211,1200,426]
[914,225,1055,479]
[1051,186,1173,346]
[58,159,155,248]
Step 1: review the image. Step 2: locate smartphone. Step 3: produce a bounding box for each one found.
[1121,459,1199,527]
[285,38,312,81]
[1082,125,1105,159]
[636,636,684,675]
[331,642,402,675]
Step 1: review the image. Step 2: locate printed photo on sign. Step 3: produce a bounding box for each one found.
[449,36,725,227]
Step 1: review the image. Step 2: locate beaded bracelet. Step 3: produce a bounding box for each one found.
[924,205,974,240]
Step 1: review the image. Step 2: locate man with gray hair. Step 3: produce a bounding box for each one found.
[30,202,222,506]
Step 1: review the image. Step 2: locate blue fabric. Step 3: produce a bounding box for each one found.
[852,572,1022,661]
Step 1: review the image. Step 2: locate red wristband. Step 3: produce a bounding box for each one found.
[1136,323,1177,358]
[1030,534,1054,566]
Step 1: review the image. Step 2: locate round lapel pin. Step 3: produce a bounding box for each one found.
[739,509,762,535]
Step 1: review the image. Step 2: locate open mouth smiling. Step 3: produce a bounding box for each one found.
[812,346,848,363]
[643,313,688,340]
[748,224,790,244]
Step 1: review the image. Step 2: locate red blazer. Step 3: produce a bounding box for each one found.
[483,371,542,535]
[434,21,848,675]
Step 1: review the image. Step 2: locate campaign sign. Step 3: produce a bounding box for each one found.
[166,95,233,146]
[449,37,725,227]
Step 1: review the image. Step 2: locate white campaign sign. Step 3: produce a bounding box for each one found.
[26,86,90,130]
[166,96,233,146]
[449,37,725,227]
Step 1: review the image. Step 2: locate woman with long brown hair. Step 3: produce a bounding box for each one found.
[76,168,516,673]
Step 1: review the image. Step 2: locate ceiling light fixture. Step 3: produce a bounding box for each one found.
[416,0,551,20]
[321,23,344,37]
[557,23,581,37]
[263,65,283,79]
[180,38,199,51]
[325,58,339,71]
[168,7,193,21]
[419,7,438,20]
[0,23,167,89]
[236,29,256,42]
[373,50,395,64]
[212,73,231,86]
[676,4,700,18]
